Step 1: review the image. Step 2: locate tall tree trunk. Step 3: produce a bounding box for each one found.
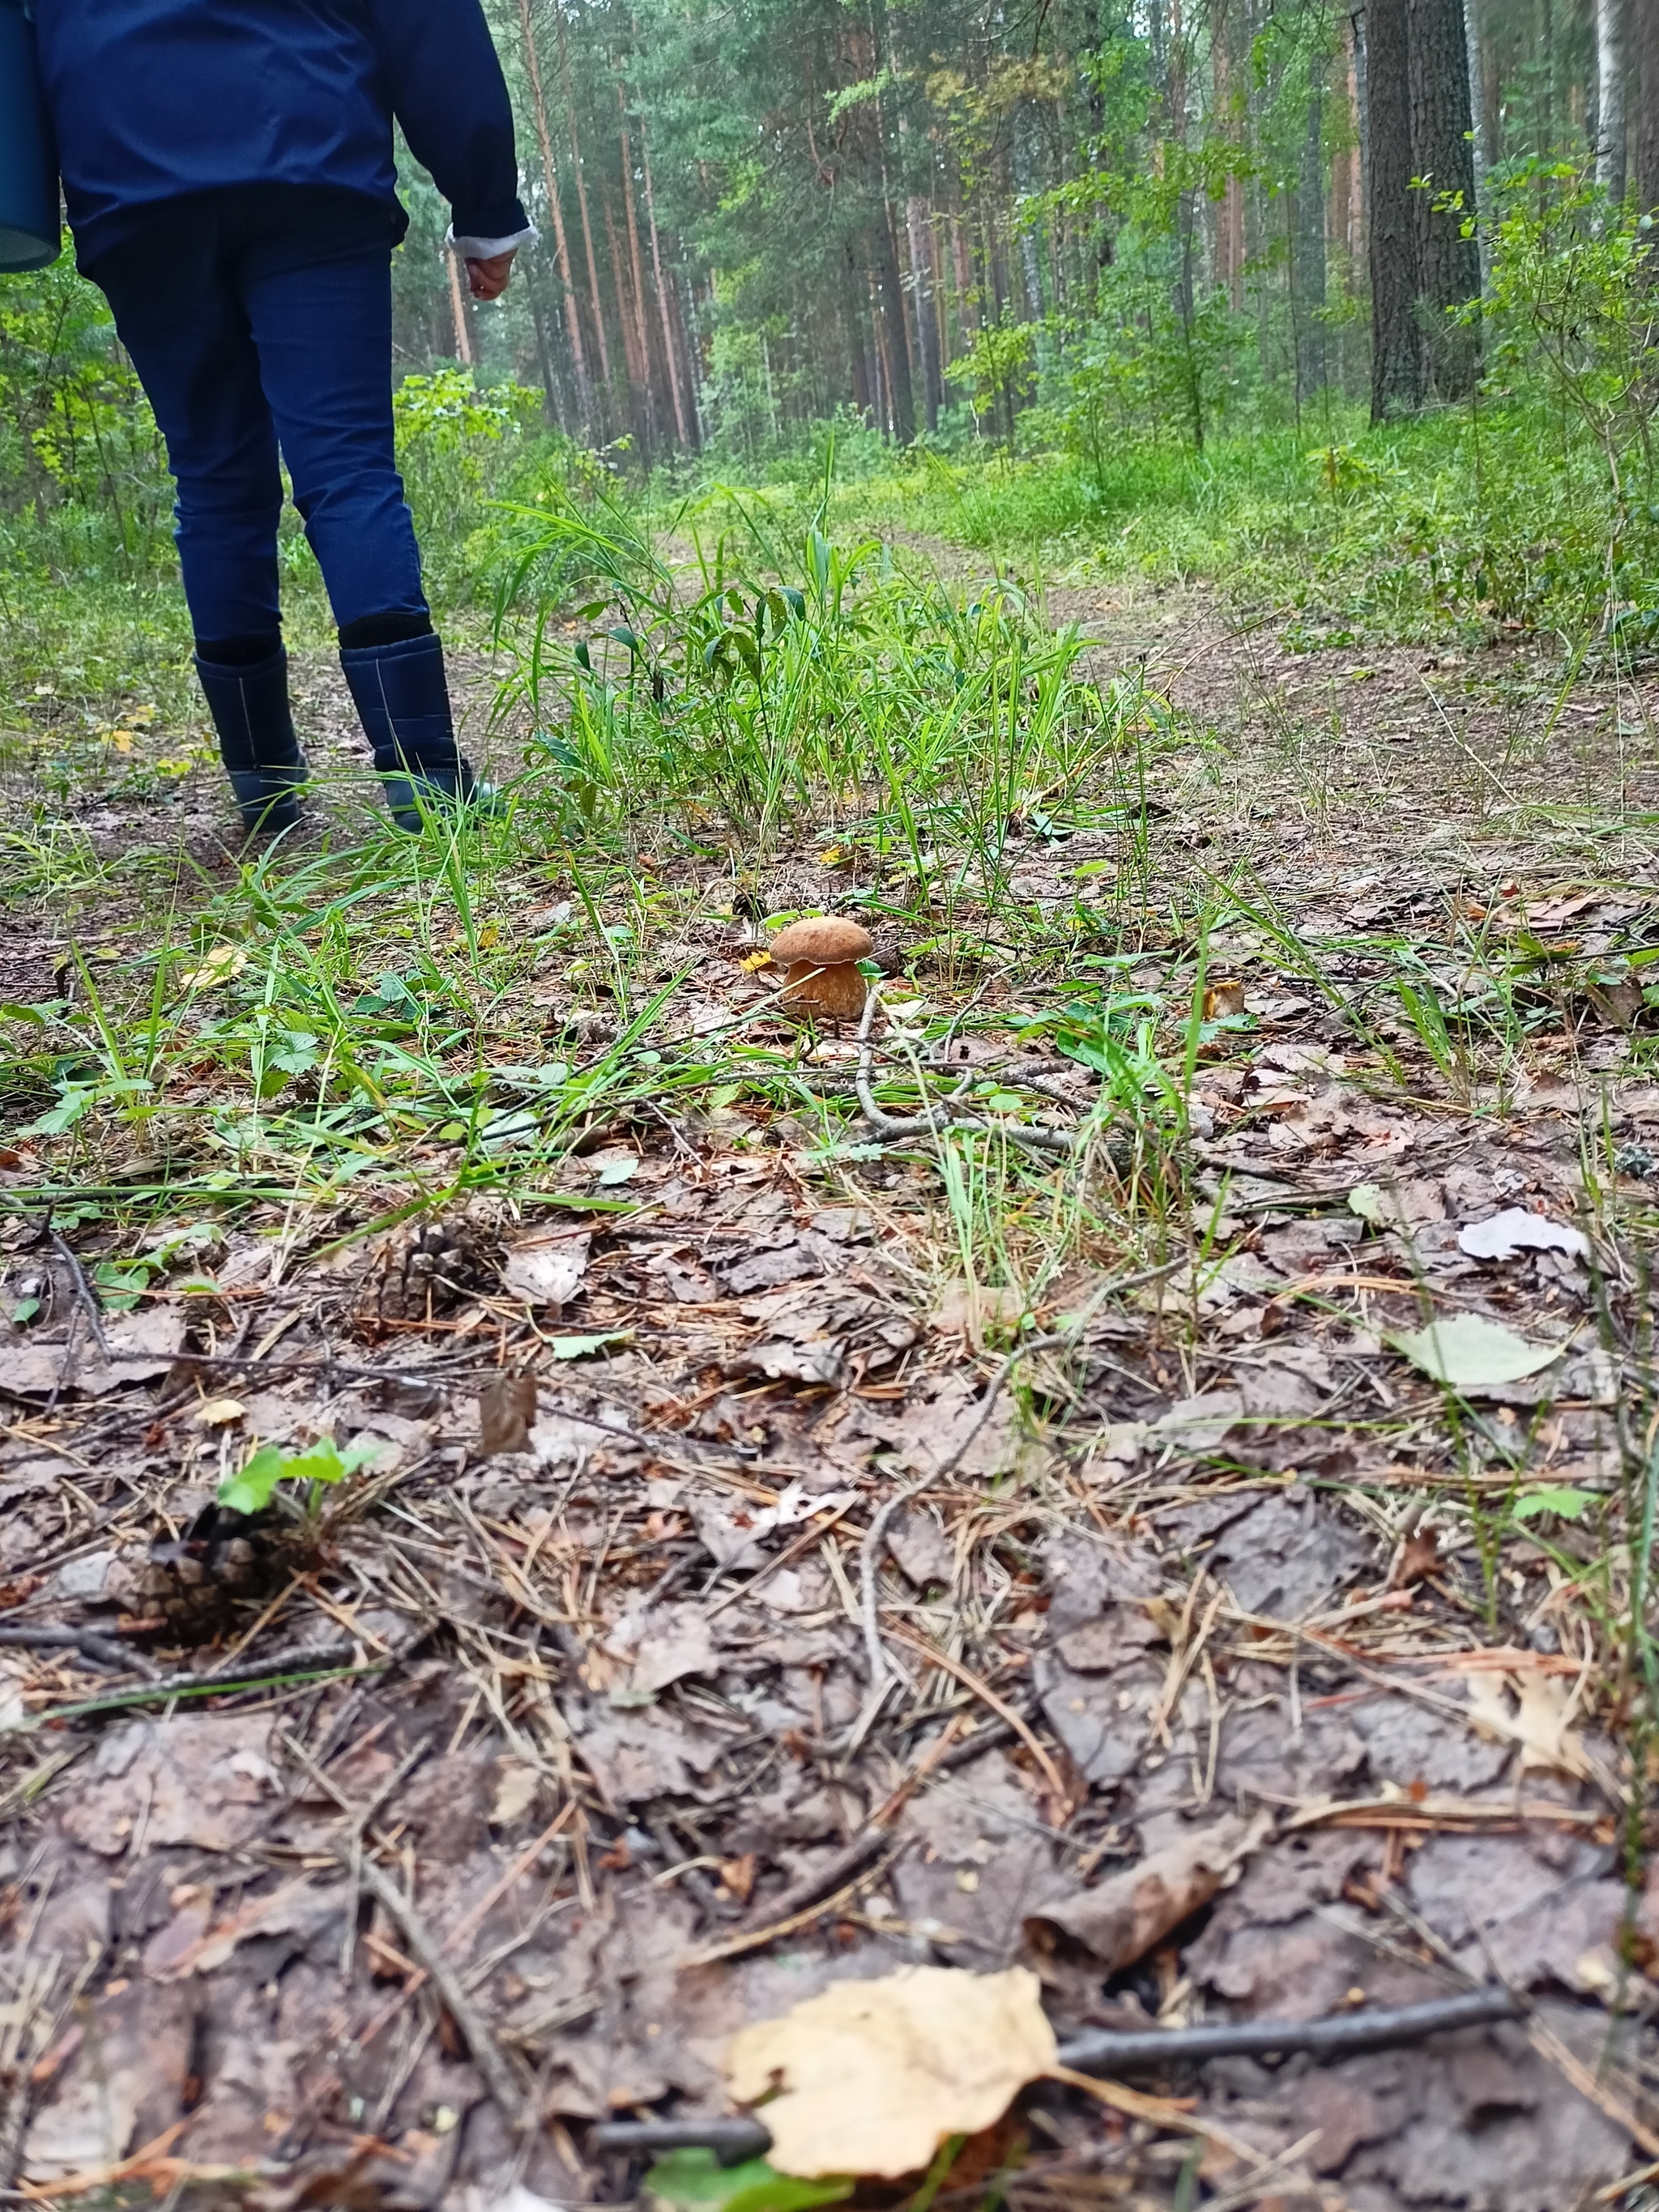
[905,196,942,430]
[557,13,614,403]
[516,0,591,429]
[638,113,690,447]
[527,280,566,427]
[1464,0,1489,283]
[614,71,659,444]
[1367,0,1426,416]
[950,209,977,337]
[872,215,916,440]
[603,187,646,426]
[1597,0,1630,201]
[1294,62,1328,399]
[1636,0,1659,209]
[1409,0,1482,398]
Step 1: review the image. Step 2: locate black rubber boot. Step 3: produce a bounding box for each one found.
[194,646,309,833]
[338,632,488,833]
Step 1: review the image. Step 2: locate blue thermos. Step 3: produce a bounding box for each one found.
[0,0,60,272]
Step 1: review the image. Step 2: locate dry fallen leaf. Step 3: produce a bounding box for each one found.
[1457,1208,1589,1263]
[500,1230,591,1308]
[724,1964,1057,2178]
[1387,1313,1563,1392]
[1465,1669,1590,1778]
[1025,1809,1273,1969]
[479,1371,537,1455]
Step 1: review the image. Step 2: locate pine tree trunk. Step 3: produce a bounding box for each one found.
[603,188,646,420]
[557,14,614,405]
[1636,0,1659,209]
[638,114,690,447]
[1367,0,1426,416]
[1597,0,1630,202]
[1408,0,1482,397]
[905,196,942,430]
[873,214,916,441]
[614,73,659,446]
[1294,64,1328,399]
[516,0,590,428]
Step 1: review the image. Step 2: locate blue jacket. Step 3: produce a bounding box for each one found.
[35,0,528,262]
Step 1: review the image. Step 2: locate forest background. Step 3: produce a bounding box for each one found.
[4,0,1659,705]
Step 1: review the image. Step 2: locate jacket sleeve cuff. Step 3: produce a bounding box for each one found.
[448,223,538,258]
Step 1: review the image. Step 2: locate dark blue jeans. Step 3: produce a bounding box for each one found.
[86,185,428,642]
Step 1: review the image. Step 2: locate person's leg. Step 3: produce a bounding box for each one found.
[237,211,482,829]
[85,208,305,832]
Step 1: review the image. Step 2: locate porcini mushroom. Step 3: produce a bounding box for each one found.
[768,914,873,1025]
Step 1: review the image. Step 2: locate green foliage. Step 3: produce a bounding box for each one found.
[217,1437,381,1518]
[642,2150,851,2212]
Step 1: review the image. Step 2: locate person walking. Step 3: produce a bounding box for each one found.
[32,0,534,834]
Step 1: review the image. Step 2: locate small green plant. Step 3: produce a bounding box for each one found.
[642,2150,851,2212]
[217,1438,380,1519]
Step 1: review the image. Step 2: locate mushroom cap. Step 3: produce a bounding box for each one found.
[769,915,873,965]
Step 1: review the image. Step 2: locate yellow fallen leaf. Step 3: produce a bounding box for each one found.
[725,1964,1056,2179]
[737,949,775,972]
[194,1397,245,1427]
[178,944,247,992]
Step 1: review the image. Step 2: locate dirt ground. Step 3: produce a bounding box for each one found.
[2,563,1659,2211]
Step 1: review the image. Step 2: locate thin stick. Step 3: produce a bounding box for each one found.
[681,1843,904,1969]
[352,1854,525,2129]
[47,1231,110,1362]
[1049,2064,1274,2170]
[0,1625,158,1680]
[883,1623,1066,1799]
[853,984,1077,1152]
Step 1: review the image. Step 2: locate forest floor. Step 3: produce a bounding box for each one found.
[2,538,1659,2212]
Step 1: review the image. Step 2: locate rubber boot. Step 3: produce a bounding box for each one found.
[338,631,488,833]
[194,646,308,833]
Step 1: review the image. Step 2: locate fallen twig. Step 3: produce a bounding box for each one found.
[590,1988,1525,2163]
[1057,1986,1522,2073]
[352,1853,526,2130]
[14,1639,392,1727]
[853,983,1078,1152]
[47,1230,111,1362]
[0,1624,159,1680]
[680,1842,906,1969]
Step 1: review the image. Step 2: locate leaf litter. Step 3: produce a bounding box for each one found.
[0,577,1657,2210]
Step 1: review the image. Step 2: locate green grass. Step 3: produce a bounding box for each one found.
[800,398,1659,652]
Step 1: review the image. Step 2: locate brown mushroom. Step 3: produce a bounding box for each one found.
[768,915,873,1025]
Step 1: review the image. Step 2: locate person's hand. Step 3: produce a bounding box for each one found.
[467,250,515,301]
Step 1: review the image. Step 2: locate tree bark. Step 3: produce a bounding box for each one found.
[1367,0,1426,416]
[872,212,916,441]
[1636,0,1659,209]
[516,0,590,428]
[557,13,614,405]
[1597,0,1630,202]
[1465,0,1490,288]
[906,196,942,430]
[614,71,659,445]
[1408,0,1481,398]
[638,113,690,447]
[1294,62,1328,399]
